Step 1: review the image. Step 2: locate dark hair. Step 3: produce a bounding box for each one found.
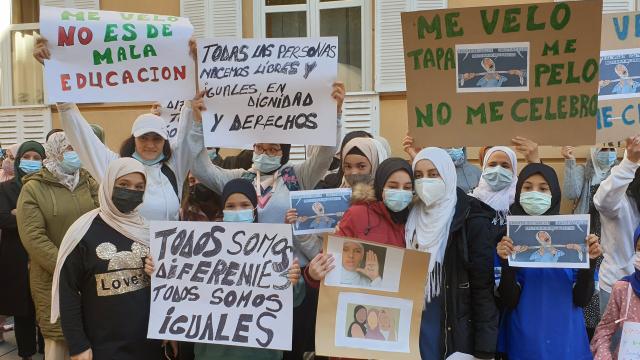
[46,128,64,141]
[119,135,172,160]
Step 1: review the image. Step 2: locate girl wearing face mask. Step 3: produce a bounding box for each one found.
[0,144,19,182]
[562,146,618,338]
[591,226,640,358]
[404,148,499,359]
[144,178,303,360]
[50,158,160,360]
[17,133,99,360]
[496,163,601,360]
[472,146,519,225]
[595,135,640,320]
[193,83,345,265]
[0,141,45,360]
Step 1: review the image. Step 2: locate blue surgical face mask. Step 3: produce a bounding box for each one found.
[19,159,42,174]
[447,148,465,167]
[482,165,513,191]
[520,191,552,216]
[223,209,255,223]
[383,189,413,212]
[60,151,82,174]
[596,150,617,168]
[132,151,165,166]
[253,153,282,173]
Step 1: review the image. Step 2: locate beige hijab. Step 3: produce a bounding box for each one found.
[340,137,382,188]
[51,158,148,322]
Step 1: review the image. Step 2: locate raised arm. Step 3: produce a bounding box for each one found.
[57,103,119,182]
[190,149,244,194]
[594,136,640,218]
[167,93,205,188]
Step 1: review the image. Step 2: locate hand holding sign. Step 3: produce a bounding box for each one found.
[33,37,50,65]
[586,235,602,260]
[627,135,640,163]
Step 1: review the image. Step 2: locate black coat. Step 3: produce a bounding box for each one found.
[0,180,31,316]
[440,188,500,359]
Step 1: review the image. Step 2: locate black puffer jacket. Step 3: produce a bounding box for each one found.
[439,188,500,359]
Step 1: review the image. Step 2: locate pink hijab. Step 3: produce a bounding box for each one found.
[0,144,20,182]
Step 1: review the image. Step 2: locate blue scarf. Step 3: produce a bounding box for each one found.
[621,225,640,297]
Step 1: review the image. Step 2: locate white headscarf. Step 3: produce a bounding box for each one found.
[405,148,457,302]
[590,148,613,186]
[340,137,385,188]
[43,132,79,191]
[471,146,518,224]
[51,158,148,322]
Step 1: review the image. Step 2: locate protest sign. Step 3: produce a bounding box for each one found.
[316,235,428,359]
[290,188,351,235]
[619,319,640,359]
[197,37,338,148]
[40,6,196,103]
[507,215,590,269]
[147,221,294,351]
[158,99,185,144]
[598,12,640,143]
[402,1,602,147]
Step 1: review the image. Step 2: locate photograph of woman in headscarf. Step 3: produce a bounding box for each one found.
[339,240,385,287]
[345,304,399,342]
[510,230,585,264]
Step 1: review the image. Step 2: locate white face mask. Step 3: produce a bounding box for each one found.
[415,178,446,206]
[634,251,640,271]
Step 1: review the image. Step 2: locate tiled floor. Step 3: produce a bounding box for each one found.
[0,330,43,360]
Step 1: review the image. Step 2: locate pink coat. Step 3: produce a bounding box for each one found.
[591,280,640,359]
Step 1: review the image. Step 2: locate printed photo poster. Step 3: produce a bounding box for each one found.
[316,234,429,360]
[40,6,196,103]
[323,235,404,293]
[157,99,185,145]
[507,215,590,269]
[401,1,603,147]
[147,221,295,351]
[197,37,338,149]
[290,188,351,235]
[598,11,640,143]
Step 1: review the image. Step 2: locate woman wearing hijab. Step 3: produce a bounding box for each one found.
[591,226,640,358]
[404,148,498,359]
[496,163,601,360]
[335,157,413,246]
[0,141,45,360]
[595,135,640,318]
[562,146,618,338]
[316,130,373,190]
[144,178,302,360]
[49,158,159,360]
[445,147,482,194]
[17,132,99,360]
[0,144,20,182]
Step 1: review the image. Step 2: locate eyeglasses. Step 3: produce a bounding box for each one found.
[254,145,282,156]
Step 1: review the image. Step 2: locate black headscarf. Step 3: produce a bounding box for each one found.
[317,131,373,189]
[627,167,640,213]
[222,178,259,222]
[510,163,561,216]
[14,141,46,186]
[374,158,414,224]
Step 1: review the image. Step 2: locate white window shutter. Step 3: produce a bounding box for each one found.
[289,144,307,163]
[602,0,635,13]
[342,93,380,136]
[0,106,51,145]
[210,0,242,37]
[181,0,207,38]
[375,0,409,93]
[40,0,67,7]
[413,0,447,10]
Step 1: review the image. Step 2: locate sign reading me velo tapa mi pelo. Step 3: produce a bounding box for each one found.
[40,6,196,103]
[197,37,338,148]
[147,221,294,351]
[401,1,602,147]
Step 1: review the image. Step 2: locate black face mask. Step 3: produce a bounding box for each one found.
[112,187,144,214]
[189,183,216,203]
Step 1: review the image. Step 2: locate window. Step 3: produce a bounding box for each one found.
[255,0,371,93]
[1,0,43,106]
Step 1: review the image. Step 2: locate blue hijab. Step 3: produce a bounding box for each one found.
[621,225,640,297]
